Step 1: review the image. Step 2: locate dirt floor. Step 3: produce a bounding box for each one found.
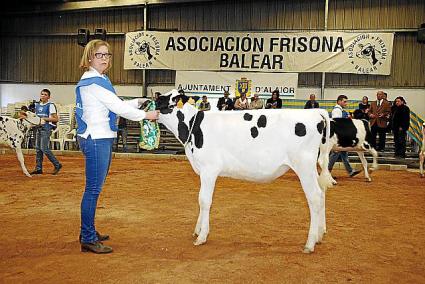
[0,153,424,284]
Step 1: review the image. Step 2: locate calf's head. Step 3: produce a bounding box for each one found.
[155,89,189,115]
[20,111,42,128]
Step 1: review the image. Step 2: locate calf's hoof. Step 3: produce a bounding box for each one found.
[366,178,372,182]
[302,246,314,254]
[193,237,207,246]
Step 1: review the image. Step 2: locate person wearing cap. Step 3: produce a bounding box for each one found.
[217,90,233,111]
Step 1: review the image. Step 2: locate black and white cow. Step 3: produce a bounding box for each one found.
[156,89,334,253]
[0,112,43,177]
[325,118,378,183]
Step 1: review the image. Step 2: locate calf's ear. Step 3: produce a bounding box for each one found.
[18,111,28,119]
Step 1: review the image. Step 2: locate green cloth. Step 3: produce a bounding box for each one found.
[139,101,160,150]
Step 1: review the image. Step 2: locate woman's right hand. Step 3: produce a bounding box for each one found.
[145,110,159,120]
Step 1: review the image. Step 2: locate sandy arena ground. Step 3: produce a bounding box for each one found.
[0,153,424,283]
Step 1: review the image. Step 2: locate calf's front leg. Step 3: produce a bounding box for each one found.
[15,147,31,177]
[193,172,218,246]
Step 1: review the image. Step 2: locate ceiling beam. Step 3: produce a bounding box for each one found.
[2,0,214,14]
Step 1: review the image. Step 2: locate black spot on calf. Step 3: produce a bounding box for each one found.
[332,118,359,147]
[177,111,189,143]
[243,113,253,121]
[317,121,324,134]
[189,111,204,149]
[257,115,267,128]
[295,123,306,137]
[250,127,259,138]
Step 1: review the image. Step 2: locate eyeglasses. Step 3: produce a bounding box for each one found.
[94,52,112,59]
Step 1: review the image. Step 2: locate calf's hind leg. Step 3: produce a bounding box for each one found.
[295,167,324,253]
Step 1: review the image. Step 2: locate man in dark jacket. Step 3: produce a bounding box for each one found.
[217,90,233,111]
[304,94,320,109]
[391,96,410,158]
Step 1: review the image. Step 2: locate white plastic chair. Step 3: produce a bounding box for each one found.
[63,128,77,150]
[50,125,70,150]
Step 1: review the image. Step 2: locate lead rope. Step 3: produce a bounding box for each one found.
[174,110,199,148]
[23,116,42,126]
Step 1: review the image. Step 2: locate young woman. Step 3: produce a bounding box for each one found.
[76,39,158,254]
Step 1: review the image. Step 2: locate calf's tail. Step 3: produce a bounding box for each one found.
[317,110,334,191]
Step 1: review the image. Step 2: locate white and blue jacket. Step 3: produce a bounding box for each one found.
[75,68,146,139]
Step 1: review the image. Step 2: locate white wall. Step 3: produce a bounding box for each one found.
[1,83,424,118]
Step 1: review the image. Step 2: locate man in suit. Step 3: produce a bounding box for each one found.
[368,90,391,151]
[217,90,233,111]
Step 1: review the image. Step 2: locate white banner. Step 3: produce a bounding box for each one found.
[175,71,298,98]
[124,31,394,75]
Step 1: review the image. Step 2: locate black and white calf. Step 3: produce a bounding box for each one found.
[0,112,43,177]
[156,90,334,253]
[325,118,378,183]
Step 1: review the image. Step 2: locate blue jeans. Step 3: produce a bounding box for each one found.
[328,151,353,174]
[78,136,114,243]
[34,127,61,171]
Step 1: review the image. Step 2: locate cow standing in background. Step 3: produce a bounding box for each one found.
[156,89,334,253]
[0,112,43,177]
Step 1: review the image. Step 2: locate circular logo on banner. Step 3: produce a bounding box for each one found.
[127,32,160,68]
[347,34,389,74]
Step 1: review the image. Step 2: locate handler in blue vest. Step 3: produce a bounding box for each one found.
[30,89,62,175]
[76,39,159,254]
[328,94,361,178]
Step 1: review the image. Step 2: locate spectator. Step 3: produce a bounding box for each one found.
[328,94,361,178]
[30,89,62,175]
[304,94,319,109]
[154,92,161,102]
[265,90,282,109]
[368,90,391,151]
[249,93,263,110]
[391,96,410,158]
[217,90,233,111]
[198,95,211,111]
[234,93,249,110]
[354,96,370,120]
[115,116,128,152]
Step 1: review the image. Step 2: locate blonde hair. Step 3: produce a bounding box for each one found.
[79,39,112,73]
